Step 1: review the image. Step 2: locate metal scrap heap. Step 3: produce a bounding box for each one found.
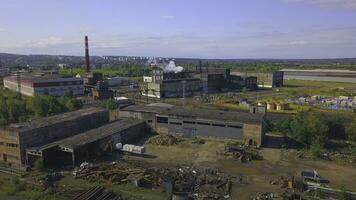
[146,133,183,146]
[73,161,232,200]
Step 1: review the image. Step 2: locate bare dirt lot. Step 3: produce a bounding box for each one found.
[125,139,356,200]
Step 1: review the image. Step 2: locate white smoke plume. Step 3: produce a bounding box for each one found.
[162,60,184,73]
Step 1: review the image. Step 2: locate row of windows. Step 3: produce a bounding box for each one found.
[59,81,82,86]
[42,87,82,92]
[0,142,19,148]
[156,116,242,129]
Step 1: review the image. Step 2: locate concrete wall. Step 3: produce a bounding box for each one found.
[0,130,21,166]
[3,79,34,96]
[119,110,264,143]
[155,116,244,139]
[243,123,264,146]
[3,79,84,97]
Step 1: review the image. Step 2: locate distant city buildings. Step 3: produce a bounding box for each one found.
[3,71,84,96]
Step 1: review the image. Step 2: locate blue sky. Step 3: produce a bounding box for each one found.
[0,0,356,58]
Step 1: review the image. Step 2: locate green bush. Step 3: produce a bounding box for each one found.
[192,137,205,144]
[310,142,324,158]
[34,159,45,172]
[105,99,119,110]
[22,190,41,200]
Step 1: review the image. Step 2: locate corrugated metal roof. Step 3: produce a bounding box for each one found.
[4,107,106,133]
[121,105,264,124]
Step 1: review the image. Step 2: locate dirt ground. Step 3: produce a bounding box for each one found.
[3,139,354,200]
[125,139,356,200]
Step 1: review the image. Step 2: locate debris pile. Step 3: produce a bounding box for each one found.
[73,161,232,199]
[251,192,280,200]
[146,133,183,146]
[267,176,288,188]
[72,186,123,200]
[224,145,263,162]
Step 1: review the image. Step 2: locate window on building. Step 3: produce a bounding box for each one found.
[0,142,4,146]
[147,120,152,123]
[156,116,168,124]
[6,143,19,148]
[197,122,210,125]
[183,121,196,124]
[227,125,242,129]
[212,123,226,127]
[170,122,182,125]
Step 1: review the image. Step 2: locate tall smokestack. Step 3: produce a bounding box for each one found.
[85,36,90,72]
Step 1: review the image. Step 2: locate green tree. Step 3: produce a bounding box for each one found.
[0,97,9,126]
[105,99,119,110]
[28,95,50,117]
[327,115,346,139]
[7,99,27,123]
[65,98,83,111]
[346,118,356,142]
[310,142,323,158]
[289,112,329,148]
[34,159,44,172]
[27,95,67,117]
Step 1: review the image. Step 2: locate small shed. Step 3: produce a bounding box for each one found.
[267,102,276,110]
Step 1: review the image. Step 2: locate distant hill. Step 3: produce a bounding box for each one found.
[0,53,104,68]
[0,53,355,69]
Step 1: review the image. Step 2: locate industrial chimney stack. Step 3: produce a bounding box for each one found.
[85,36,90,73]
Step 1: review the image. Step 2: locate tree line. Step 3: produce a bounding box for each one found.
[0,90,82,127]
[271,112,356,153]
[60,63,150,78]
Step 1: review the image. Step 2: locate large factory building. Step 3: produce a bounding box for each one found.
[26,118,146,167]
[3,72,84,97]
[142,66,258,98]
[142,68,203,98]
[0,108,109,166]
[119,103,266,146]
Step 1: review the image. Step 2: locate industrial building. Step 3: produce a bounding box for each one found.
[231,71,284,88]
[142,68,203,98]
[3,72,84,97]
[142,65,258,98]
[119,103,266,146]
[26,118,146,167]
[0,108,109,166]
[80,36,113,100]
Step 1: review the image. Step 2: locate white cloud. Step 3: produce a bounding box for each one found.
[1,26,356,58]
[284,0,356,10]
[24,36,68,47]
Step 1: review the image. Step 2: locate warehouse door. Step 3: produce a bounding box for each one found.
[183,128,197,137]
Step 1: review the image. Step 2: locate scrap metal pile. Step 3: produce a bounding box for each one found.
[224,145,263,162]
[73,161,232,199]
[73,186,122,200]
[146,133,183,146]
